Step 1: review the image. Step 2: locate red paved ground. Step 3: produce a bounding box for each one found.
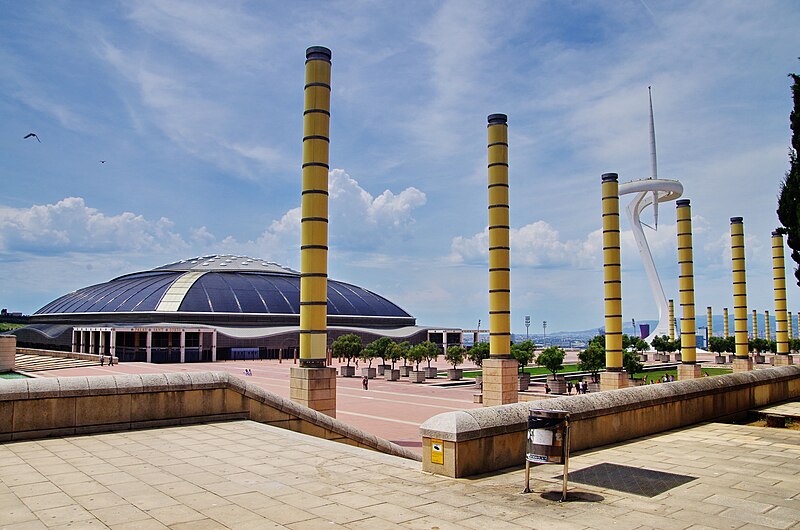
[32,359,488,453]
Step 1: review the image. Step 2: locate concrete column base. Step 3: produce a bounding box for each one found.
[482,358,518,406]
[677,364,702,380]
[732,357,753,372]
[773,354,793,366]
[290,367,337,418]
[600,370,628,391]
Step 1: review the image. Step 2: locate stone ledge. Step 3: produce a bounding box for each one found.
[420,365,800,443]
[0,370,420,462]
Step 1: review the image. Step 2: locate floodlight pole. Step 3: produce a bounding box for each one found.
[525,315,530,341]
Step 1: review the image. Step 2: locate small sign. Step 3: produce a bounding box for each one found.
[431,439,444,464]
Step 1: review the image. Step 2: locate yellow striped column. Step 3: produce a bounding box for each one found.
[482,113,517,406]
[752,310,758,340]
[669,299,675,342]
[724,307,729,337]
[291,46,336,417]
[731,217,752,371]
[765,310,771,341]
[707,307,713,339]
[789,311,794,341]
[600,173,627,390]
[772,230,792,365]
[676,199,700,378]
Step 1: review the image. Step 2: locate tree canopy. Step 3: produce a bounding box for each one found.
[511,340,536,373]
[444,345,465,369]
[467,342,490,367]
[777,72,800,286]
[578,338,605,382]
[331,334,362,366]
[537,346,565,376]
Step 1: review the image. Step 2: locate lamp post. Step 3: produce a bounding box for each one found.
[525,316,530,341]
[542,321,547,347]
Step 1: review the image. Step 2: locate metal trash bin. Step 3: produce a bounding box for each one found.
[523,409,570,501]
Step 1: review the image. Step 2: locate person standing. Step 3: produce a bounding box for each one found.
[362,375,369,390]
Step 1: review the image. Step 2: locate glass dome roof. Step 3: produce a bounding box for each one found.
[35,255,411,319]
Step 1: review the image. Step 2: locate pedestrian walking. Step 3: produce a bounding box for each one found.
[100,354,105,366]
[567,381,573,395]
[362,375,369,390]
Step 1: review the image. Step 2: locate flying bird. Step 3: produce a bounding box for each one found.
[23,133,41,143]
[100,160,106,164]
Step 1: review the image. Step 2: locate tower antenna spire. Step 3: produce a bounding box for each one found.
[648,86,659,228]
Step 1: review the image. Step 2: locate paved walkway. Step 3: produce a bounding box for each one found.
[1,418,798,529]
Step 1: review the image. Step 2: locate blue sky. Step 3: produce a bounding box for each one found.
[1,1,799,333]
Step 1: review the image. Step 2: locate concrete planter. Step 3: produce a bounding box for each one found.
[638,354,648,362]
[715,355,727,364]
[385,368,400,381]
[377,364,391,376]
[754,354,766,364]
[518,373,531,391]
[675,353,682,362]
[547,375,566,394]
[361,367,377,379]
[399,365,412,377]
[447,368,463,381]
[475,375,483,386]
[424,367,438,379]
[340,365,356,377]
[410,370,426,383]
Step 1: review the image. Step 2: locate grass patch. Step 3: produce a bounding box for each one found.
[632,367,732,381]
[462,365,733,380]
[0,323,25,332]
[0,372,30,379]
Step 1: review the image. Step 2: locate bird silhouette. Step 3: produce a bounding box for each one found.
[23,133,41,143]
[100,160,106,164]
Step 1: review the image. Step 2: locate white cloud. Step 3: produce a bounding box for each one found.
[219,169,427,259]
[0,197,187,254]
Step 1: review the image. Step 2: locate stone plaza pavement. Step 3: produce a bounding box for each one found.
[1,410,799,529]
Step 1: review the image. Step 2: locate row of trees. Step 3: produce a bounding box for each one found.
[577,335,644,381]
[331,334,573,375]
[707,336,800,355]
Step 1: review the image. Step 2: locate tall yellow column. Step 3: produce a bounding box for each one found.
[669,299,675,341]
[789,311,794,341]
[676,199,700,379]
[731,217,752,371]
[482,113,517,406]
[601,173,627,390]
[291,46,336,417]
[723,307,729,337]
[707,307,713,339]
[752,310,758,340]
[765,310,771,341]
[772,230,792,365]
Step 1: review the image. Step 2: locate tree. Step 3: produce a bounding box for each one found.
[622,334,636,351]
[635,338,649,355]
[408,343,426,371]
[360,341,376,368]
[444,345,466,369]
[778,72,800,286]
[651,335,670,354]
[536,346,565,377]
[622,350,643,379]
[467,342,490,368]
[511,339,536,374]
[397,341,411,367]
[367,337,395,367]
[387,341,402,369]
[708,336,728,355]
[578,341,605,383]
[331,334,362,367]
[417,340,440,369]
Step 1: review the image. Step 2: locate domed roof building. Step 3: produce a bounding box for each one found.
[16,255,458,363]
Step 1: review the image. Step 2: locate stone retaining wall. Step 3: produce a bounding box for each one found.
[16,347,116,364]
[0,371,420,461]
[420,366,800,477]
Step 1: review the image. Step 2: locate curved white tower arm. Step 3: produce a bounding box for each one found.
[619,178,683,342]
